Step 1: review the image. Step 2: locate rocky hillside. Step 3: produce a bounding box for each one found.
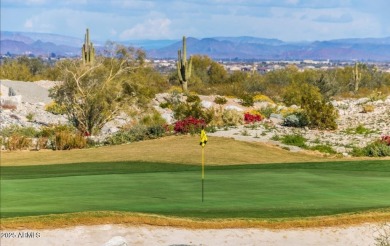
[1,80,389,156]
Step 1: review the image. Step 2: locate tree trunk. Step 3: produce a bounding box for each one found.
[181,81,188,92]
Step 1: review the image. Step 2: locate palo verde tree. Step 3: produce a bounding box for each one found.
[50,42,151,135]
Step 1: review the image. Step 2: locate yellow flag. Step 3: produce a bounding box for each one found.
[200,129,208,147]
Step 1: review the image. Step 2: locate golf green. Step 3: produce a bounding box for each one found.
[1,160,390,219]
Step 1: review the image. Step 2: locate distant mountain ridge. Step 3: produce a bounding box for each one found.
[149,36,390,61]
[1,31,390,61]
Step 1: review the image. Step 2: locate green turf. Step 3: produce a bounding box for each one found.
[1,160,390,219]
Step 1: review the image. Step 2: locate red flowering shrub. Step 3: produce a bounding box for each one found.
[382,135,390,146]
[244,112,263,124]
[174,116,205,134]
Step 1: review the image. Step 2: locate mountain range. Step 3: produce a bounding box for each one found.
[1,31,390,61]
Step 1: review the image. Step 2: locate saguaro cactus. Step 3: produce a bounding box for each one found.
[82,28,95,63]
[177,36,192,92]
[352,62,361,92]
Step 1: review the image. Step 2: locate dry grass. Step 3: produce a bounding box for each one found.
[1,135,332,166]
[2,210,390,230]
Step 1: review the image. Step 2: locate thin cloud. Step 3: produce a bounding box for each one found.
[314,13,353,23]
[120,18,172,40]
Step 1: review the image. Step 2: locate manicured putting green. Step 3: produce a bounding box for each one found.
[1,160,390,219]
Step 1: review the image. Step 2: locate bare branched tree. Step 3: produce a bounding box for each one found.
[50,43,148,135]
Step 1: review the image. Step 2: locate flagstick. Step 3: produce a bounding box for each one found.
[202,146,205,202]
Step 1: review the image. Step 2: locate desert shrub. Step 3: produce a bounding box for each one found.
[279,107,302,117]
[214,96,228,105]
[161,90,184,109]
[283,112,309,128]
[167,86,183,94]
[104,124,166,145]
[222,110,243,126]
[26,112,35,122]
[5,135,32,150]
[35,137,49,150]
[38,124,76,138]
[207,107,224,127]
[172,100,213,124]
[309,144,336,154]
[140,111,167,127]
[259,105,277,119]
[302,98,338,130]
[369,89,386,102]
[253,94,274,104]
[45,101,67,115]
[351,141,390,157]
[283,81,338,130]
[281,134,307,148]
[185,93,201,103]
[174,117,205,134]
[240,94,254,107]
[344,124,376,135]
[0,125,39,138]
[362,104,375,113]
[54,131,86,150]
[282,81,318,106]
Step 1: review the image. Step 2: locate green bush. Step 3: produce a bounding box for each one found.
[351,141,390,157]
[259,105,277,119]
[140,111,167,127]
[214,96,228,105]
[343,124,377,135]
[172,100,213,124]
[302,98,338,130]
[281,134,307,148]
[283,112,309,128]
[38,125,76,138]
[0,125,39,138]
[45,101,67,115]
[240,94,254,107]
[186,93,201,103]
[309,144,336,154]
[104,124,166,145]
[283,81,338,130]
[26,112,35,122]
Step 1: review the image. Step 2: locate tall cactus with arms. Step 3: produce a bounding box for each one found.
[82,28,95,63]
[352,62,361,92]
[177,36,192,92]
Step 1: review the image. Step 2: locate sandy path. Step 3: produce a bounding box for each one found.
[0,223,384,246]
[0,80,57,103]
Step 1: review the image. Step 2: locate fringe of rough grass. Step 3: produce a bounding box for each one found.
[1,209,390,230]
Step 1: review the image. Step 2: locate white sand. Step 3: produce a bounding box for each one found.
[1,223,386,246]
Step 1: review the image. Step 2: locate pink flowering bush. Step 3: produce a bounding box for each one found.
[174,116,206,134]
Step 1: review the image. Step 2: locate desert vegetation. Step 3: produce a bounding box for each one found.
[1,30,390,158]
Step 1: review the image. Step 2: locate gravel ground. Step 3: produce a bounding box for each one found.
[0,80,57,104]
[1,223,386,246]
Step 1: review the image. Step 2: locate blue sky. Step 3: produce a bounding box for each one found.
[1,0,390,41]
